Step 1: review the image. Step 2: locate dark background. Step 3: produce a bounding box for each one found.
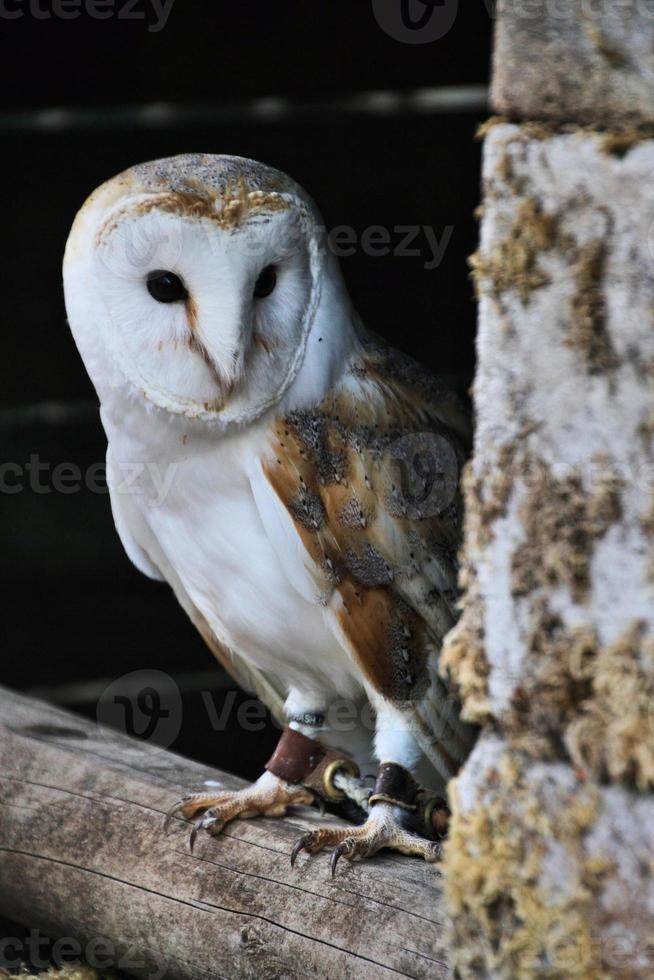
[0,1,492,779]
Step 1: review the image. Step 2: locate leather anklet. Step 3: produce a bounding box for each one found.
[369,763,451,837]
[369,762,420,812]
[265,726,360,802]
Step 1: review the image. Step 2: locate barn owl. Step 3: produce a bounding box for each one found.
[63,154,476,871]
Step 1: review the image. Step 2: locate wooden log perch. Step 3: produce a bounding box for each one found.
[0,686,448,979]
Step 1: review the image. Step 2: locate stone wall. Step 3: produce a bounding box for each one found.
[441,5,654,976]
[492,0,654,128]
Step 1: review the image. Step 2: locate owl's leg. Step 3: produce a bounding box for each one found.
[165,695,364,849]
[291,699,449,874]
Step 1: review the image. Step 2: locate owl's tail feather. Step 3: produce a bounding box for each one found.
[408,660,478,785]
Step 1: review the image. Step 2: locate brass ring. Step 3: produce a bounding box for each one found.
[423,796,438,835]
[423,796,449,838]
[322,758,361,802]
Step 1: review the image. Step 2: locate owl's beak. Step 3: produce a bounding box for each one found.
[184,294,244,404]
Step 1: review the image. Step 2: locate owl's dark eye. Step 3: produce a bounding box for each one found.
[146,270,188,304]
[253,265,277,299]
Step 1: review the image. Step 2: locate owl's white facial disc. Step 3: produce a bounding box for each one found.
[63,155,324,426]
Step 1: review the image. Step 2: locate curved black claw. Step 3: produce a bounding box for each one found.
[330,838,354,878]
[188,807,221,852]
[309,792,326,817]
[189,814,205,853]
[163,797,188,834]
[290,830,317,868]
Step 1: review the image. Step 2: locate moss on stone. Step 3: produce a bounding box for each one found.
[565,622,654,790]
[443,746,604,978]
[440,451,517,724]
[444,739,654,977]
[566,240,618,375]
[440,577,490,725]
[470,198,561,305]
[477,116,654,156]
[508,600,599,746]
[512,462,623,603]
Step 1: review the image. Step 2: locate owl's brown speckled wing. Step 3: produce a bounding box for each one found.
[261,334,475,777]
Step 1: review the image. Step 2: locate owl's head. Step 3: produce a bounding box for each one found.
[64,154,351,427]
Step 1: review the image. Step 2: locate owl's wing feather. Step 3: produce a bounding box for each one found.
[256,334,476,781]
[107,445,166,582]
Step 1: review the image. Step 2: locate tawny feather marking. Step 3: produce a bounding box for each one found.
[263,339,469,707]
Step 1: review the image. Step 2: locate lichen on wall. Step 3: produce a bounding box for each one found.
[565,621,654,790]
[511,461,622,603]
[443,121,654,978]
[567,240,617,374]
[469,197,562,306]
[448,123,654,734]
[444,737,654,979]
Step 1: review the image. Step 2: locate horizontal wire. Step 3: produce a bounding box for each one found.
[0,85,489,133]
[0,400,99,430]
[27,667,234,707]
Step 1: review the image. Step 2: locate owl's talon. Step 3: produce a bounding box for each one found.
[290,830,316,867]
[164,797,189,833]
[330,839,354,877]
[290,838,303,868]
[166,771,315,849]
[289,802,442,876]
[189,815,206,853]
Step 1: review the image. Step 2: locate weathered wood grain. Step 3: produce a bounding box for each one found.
[0,686,447,979]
